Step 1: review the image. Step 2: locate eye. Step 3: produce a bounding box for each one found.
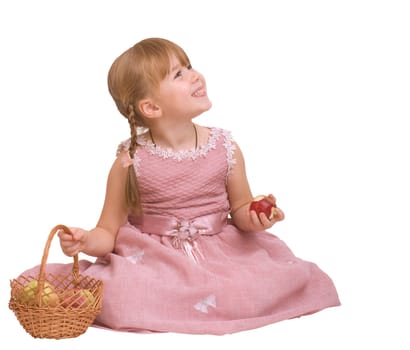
[173,64,192,79]
[174,70,182,79]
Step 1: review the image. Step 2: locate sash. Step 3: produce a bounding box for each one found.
[132,212,228,262]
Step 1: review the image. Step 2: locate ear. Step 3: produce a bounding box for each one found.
[138,99,162,119]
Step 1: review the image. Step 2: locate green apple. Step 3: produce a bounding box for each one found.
[61,288,95,308]
[18,280,59,307]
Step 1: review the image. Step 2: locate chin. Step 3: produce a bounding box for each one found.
[202,100,212,112]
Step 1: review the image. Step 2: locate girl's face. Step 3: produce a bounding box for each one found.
[155,54,212,120]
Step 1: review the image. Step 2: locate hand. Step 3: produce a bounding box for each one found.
[58,227,88,257]
[249,194,285,230]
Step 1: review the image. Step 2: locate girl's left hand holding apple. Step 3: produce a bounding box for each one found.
[249,194,285,230]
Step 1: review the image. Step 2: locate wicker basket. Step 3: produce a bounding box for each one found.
[9,224,103,339]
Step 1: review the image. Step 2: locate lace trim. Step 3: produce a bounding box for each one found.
[116,127,237,174]
[138,127,223,161]
[116,139,131,156]
[116,139,142,176]
[221,129,237,176]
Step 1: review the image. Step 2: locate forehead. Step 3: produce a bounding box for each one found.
[166,44,190,69]
[168,54,184,71]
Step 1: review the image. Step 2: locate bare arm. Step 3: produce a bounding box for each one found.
[227,142,284,232]
[59,153,129,257]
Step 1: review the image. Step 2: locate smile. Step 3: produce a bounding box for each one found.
[192,87,206,97]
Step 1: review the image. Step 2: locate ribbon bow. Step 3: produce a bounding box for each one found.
[166,220,206,263]
[133,212,228,263]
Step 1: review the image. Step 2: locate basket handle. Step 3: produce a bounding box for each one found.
[36,224,80,304]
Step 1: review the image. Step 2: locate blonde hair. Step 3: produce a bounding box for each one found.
[107,38,190,215]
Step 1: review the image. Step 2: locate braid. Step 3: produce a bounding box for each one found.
[128,105,138,157]
[125,105,142,216]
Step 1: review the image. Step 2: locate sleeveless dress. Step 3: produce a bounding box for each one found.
[20,127,340,335]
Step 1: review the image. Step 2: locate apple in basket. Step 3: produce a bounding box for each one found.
[61,288,95,308]
[250,195,277,220]
[18,280,59,307]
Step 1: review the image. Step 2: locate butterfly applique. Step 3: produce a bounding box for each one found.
[194,294,216,314]
[126,250,145,264]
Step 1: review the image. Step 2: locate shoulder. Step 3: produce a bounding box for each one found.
[201,126,237,173]
[200,125,237,148]
[208,126,232,137]
[116,132,151,156]
[116,138,131,156]
[198,126,234,144]
[115,138,142,175]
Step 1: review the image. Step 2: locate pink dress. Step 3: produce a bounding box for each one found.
[21,127,340,335]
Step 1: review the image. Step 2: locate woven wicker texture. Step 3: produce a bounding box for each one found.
[9,224,103,339]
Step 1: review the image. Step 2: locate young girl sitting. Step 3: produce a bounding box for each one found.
[24,37,340,335]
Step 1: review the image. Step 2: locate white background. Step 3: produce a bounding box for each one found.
[1,0,409,348]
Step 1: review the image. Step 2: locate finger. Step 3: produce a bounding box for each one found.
[267,193,277,204]
[249,209,262,226]
[70,228,86,242]
[273,208,285,221]
[64,242,81,257]
[258,212,272,226]
[64,249,78,257]
[60,242,79,254]
[58,230,74,241]
[60,234,74,243]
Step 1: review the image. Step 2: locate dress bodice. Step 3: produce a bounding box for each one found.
[117,127,236,220]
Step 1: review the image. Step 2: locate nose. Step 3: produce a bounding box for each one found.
[189,69,201,83]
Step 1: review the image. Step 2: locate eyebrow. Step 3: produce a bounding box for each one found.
[170,63,182,72]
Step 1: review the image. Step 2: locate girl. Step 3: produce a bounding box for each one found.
[34,38,340,334]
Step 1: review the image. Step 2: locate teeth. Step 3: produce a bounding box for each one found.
[193,89,205,97]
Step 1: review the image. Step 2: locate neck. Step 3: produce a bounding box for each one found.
[149,123,198,150]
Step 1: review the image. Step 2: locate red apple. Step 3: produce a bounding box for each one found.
[61,288,95,308]
[250,195,277,220]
